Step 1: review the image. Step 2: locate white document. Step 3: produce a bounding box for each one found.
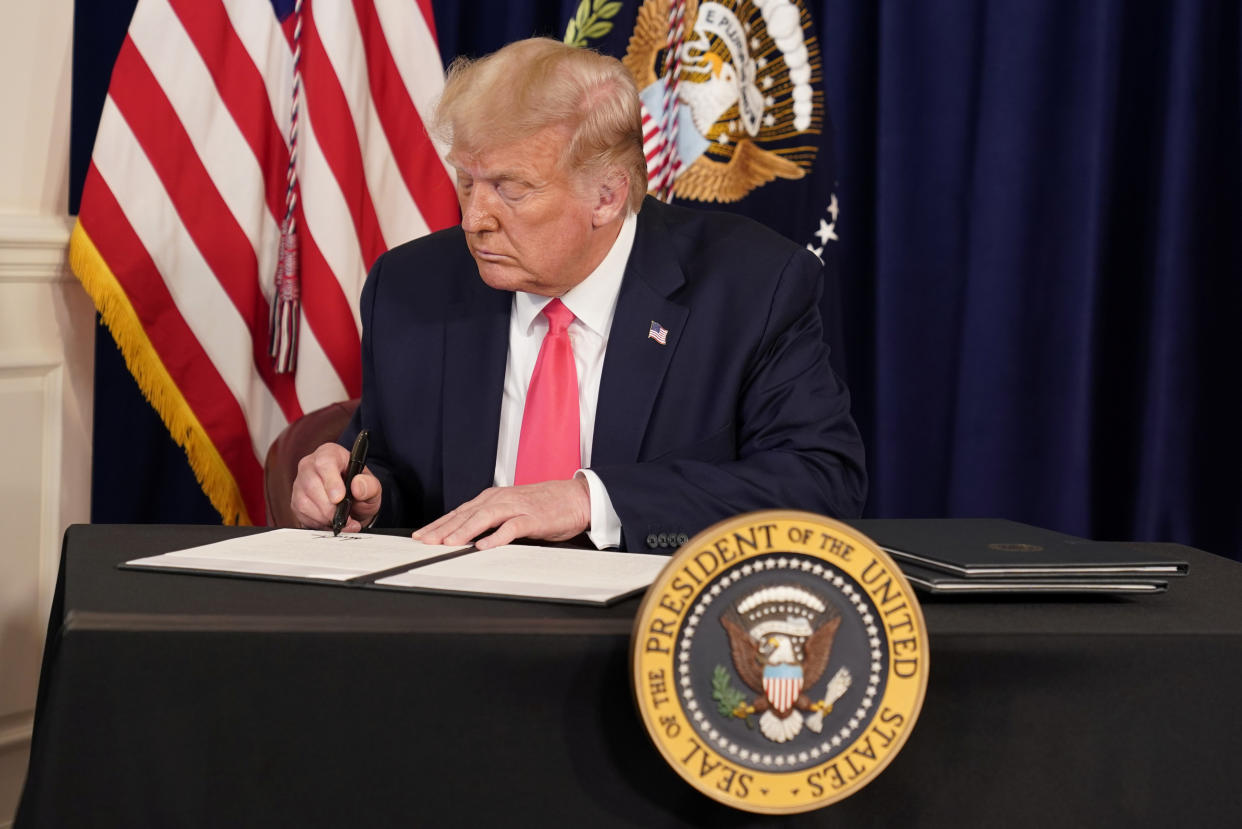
[375,544,670,605]
[125,528,469,582]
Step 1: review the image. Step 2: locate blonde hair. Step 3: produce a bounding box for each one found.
[435,38,648,214]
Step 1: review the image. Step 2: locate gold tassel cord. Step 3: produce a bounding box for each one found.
[69,221,252,526]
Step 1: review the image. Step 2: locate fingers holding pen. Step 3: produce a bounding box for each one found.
[346,468,381,526]
[291,441,382,529]
[291,443,349,527]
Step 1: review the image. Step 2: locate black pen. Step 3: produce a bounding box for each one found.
[332,429,369,536]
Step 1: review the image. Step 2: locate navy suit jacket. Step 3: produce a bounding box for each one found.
[344,197,866,552]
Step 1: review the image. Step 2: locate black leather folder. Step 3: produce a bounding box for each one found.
[843,518,1188,594]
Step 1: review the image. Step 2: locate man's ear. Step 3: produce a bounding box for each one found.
[592,169,629,227]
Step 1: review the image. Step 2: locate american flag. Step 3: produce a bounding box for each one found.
[648,320,669,345]
[70,0,457,525]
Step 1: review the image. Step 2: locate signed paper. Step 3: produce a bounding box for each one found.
[125,528,469,581]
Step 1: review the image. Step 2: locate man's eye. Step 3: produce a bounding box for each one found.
[497,182,530,201]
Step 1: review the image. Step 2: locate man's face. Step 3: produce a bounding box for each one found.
[450,127,605,297]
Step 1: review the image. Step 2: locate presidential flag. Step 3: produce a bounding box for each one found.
[72,0,457,524]
[557,0,840,252]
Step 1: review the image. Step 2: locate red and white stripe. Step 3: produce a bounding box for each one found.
[640,0,690,202]
[652,0,688,201]
[763,675,804,715]
[641,101,677,196]
[76,0,458,524]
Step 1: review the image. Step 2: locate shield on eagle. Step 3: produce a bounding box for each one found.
[762,663,803,714]
[719,584,844,742]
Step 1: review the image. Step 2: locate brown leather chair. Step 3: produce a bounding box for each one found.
[263,399,360,527]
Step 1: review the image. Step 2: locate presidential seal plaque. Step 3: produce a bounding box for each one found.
[632,511,928,813]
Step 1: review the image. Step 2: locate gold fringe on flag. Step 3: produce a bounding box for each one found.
[69,221,252,526]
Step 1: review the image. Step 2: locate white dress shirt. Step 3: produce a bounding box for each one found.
[492,212,637,548]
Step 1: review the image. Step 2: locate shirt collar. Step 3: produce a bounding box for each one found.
[513,211,638,337]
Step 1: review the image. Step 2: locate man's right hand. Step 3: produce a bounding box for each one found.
[290,442,382,533]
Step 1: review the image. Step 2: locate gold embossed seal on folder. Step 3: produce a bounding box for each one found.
[632,511,929,814]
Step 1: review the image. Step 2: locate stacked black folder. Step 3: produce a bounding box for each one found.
[844,518,1189,595]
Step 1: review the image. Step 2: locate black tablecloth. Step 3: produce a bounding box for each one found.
[17,524,1242,827]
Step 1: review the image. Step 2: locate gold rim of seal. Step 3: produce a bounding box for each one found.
[631,509,929,814]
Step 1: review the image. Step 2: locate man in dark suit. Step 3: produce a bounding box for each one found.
[292,38,866,553]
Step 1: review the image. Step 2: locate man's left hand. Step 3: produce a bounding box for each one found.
[412,478,591,549]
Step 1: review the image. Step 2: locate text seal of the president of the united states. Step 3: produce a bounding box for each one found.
[632,510,929,813]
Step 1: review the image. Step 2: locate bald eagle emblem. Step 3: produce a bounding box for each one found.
[719,585,852,743]
[621,0,824,202]
[633,513,929,813]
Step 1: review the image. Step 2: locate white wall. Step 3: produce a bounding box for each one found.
[0,1,94,824]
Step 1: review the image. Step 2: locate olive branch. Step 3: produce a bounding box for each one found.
[712,665,755,727]
[563,0,623,48]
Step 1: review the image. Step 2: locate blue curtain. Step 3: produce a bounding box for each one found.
[820,0,1241,558]
[77,0,1242,561]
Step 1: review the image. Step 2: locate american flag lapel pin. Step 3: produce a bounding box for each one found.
[647,320,669,345]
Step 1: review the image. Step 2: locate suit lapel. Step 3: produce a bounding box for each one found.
[593,202,688,466]
[442,288,510,510]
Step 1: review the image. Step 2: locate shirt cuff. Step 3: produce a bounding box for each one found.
[576,469,622,550]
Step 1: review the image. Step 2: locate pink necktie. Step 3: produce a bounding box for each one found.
[514,298,580,485]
